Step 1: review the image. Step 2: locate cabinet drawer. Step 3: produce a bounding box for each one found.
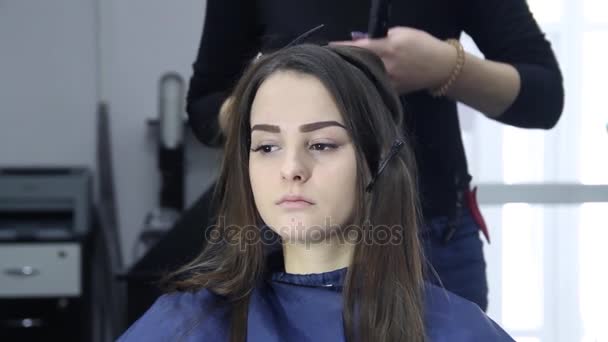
[0,243,80,298]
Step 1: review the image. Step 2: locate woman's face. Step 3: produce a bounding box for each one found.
[249,71,358,244]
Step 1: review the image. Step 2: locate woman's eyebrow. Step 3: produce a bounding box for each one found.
[251,124,280,133]
[251,121,346,133]
[299,121,346,132]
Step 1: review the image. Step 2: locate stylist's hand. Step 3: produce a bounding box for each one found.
[331,27,457,94]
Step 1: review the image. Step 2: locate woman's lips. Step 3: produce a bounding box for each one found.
[276,195,315,209]
[278,200,314,209]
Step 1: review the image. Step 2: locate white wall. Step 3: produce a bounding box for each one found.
[1,0,222,266]
[0,0,97,167]
[97,0,222,266]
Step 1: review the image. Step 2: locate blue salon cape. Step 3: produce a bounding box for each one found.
[118,267,513,341]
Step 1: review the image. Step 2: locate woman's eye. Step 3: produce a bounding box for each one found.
[310,143,338,151]
[251,145,278,153]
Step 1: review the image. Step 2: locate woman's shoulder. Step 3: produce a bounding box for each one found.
[117,289,230,342]
[423,284,515,341]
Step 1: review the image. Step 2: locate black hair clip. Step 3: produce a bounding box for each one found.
[255,24,326,62]
[365,138,405,192]
[285,24,326,48]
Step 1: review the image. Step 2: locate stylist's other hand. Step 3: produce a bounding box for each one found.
[331,27,457,94]
[219,96,234,134]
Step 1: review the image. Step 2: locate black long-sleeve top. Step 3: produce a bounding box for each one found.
[186,0,564,218]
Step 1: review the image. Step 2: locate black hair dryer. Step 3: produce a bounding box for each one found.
[137,72,186,257]
[157,72,185,211]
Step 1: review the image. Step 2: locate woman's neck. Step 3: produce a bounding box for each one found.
[282,238,354,274]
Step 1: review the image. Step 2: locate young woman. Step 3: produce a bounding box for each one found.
[118,44,514,341]
[187,0,564,312]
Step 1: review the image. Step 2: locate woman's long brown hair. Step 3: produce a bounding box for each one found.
[164,44,426,342]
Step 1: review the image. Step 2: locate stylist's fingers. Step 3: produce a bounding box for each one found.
[329,36,391,57]
[387,26,404,36]
[350,31,368,40]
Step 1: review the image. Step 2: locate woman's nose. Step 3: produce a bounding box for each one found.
[280,149,311,183]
